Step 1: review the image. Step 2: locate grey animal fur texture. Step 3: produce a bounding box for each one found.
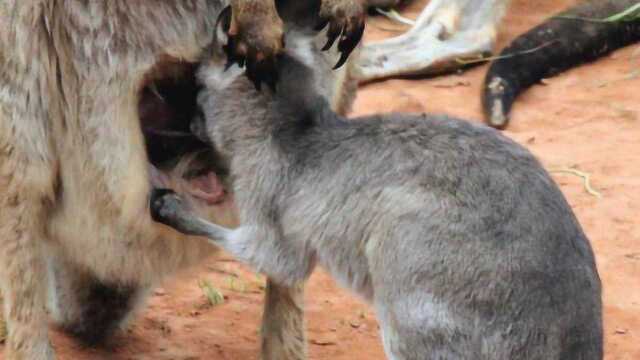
[152,15,604,360]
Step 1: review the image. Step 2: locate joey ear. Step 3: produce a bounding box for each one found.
[214,6,232,49]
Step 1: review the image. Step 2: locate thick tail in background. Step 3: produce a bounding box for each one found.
[482,0,640,129]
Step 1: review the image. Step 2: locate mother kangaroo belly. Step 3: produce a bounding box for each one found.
[41,0,232,284]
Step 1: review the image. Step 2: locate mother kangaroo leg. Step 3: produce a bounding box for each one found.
[261,281,307,360]
[46,255,148,346]
[0,98,57,360]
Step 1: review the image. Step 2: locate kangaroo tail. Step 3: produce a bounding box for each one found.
[482,0,640,129]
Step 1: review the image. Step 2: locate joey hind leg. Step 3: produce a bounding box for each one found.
[151,192,310,359]
[47,256,148,346]
[151,191,308,359]
[261,280,307,360]
[150,189,313,285]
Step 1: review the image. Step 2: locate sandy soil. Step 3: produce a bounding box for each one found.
[2,0,638,359]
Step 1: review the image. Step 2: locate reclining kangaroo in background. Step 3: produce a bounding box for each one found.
[357,0,640,128]
[0,1,363,359]
[483,0,640,128]
[152,8,604,359]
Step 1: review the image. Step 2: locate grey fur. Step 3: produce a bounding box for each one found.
[154,19,603,360]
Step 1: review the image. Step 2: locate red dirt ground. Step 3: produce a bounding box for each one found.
[2,0,638,359]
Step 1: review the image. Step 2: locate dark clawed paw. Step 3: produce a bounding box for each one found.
[222,8,284,92]
[245,52,280,92]
[334,20,365,69]
[222,35,246,70]
[317,1,366,69]
[224,34,282,92]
